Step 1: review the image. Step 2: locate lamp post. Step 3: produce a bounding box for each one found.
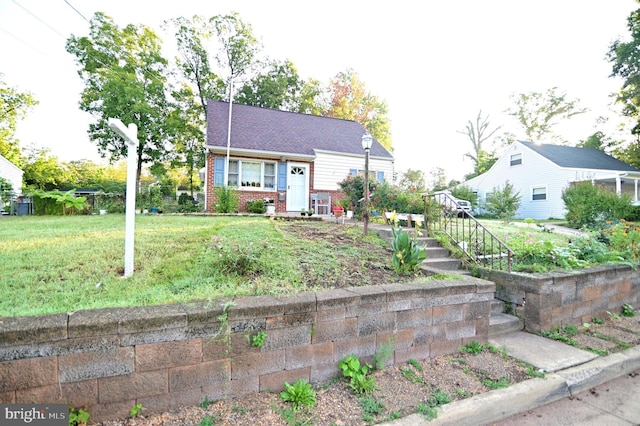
[361,132,373,235]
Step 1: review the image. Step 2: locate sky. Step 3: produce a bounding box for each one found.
[1,0,639,183]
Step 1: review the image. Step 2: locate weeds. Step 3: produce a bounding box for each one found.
[373,337,395,370]
[622,303,636,317]
[359,395,385,423]
[279,380,317,410]
[483,377,511,389]
[249,330,268,348]
[339,355,377,395]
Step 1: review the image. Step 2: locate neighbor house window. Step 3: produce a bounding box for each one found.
[228,160,276,189]
[532,186,547,201]
[510,153,522,166]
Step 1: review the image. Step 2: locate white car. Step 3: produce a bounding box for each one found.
[432,191,472,217]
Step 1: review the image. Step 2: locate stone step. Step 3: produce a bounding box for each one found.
[491,299,506,315]
[489,313,524,337]
[424,246,450,259]
[422,258,463,271]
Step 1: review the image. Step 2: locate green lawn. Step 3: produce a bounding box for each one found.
[0,215,399,317]
[0,215,304,317]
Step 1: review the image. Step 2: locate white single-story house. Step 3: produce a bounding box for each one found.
[463,140,640,220]
[0,153,23,196]
[204,101,395,213]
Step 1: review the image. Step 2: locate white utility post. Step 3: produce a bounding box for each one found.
[108,118,138,278]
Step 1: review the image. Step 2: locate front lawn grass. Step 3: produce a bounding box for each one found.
[0,215,324,317]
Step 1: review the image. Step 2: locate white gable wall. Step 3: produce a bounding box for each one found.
[313,151,394,191]
[465,142,628,220]
[0,155,23,196]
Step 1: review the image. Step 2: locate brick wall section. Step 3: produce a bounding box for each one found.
[0,278,494,423]
[486,265,640,332]
[204,152,346,213]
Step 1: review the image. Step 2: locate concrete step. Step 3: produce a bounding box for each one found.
[489,313,524,337]
[424,246,450,259]
[422,258,463,271]
[491,299,506,315]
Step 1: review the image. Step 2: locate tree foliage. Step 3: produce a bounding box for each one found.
[0,74,37,166]
[235,59,322,113]
[562,181,633,228]
[398,169,426,192]
[506,87,588,144]
[458,110,502,178]
[324,69,392,152]
[485,181,521,223]
[65,12,174,192]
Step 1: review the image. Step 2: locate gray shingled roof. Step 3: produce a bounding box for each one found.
[521,141,640,172]
[206,100,393,159]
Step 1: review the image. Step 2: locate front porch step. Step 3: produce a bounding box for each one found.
[489,313,524,337]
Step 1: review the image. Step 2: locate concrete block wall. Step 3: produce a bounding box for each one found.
[0,278,494,423]
[487,264,640,332]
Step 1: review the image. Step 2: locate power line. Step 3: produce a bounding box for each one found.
[63,0,89,24]
[0,26,57,61]
[11,0,65,38]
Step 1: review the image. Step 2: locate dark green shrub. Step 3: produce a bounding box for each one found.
[177,192,199,212]
[246,199,266,214]
[562,181,633,229]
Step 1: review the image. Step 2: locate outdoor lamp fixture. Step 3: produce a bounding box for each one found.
[361,132,373,235]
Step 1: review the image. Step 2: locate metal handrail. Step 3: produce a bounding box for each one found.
[423,193,513,272]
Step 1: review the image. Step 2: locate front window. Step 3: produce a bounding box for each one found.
[228,160,276,189]
[532,186,547,201]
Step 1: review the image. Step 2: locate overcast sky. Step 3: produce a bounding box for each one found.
[1,0,638,182]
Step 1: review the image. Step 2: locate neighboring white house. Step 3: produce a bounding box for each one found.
[0,154,23,196]
[463,141,640,220]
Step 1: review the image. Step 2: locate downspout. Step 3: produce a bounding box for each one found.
[224,80,234,188]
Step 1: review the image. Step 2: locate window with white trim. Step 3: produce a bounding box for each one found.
[510,153,522,166]
[532,186,547,201]
[228,160,277,190]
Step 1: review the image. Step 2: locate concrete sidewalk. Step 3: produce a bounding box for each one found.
[383,331,640,426]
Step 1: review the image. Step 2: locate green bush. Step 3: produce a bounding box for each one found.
[246,199,266,214]
[562,181,633,229]
[485,181,521,223]
[338,175,424,218]
[214,186,239,213]
[279,380,316,409]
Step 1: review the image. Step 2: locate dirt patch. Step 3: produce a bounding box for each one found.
[99,347,534,426]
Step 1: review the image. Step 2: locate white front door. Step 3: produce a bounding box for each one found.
[286,163,309,211]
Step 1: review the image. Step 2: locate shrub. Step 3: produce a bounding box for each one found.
[485,181,521,223]
[214,186,239,213]
[177,192,199,212]
[246,199,266,214]
[210,236,270,276]
[450,185,478,209]
[562,181,633,229]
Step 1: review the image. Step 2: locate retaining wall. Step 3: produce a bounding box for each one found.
[484,264,640,332]
[0,278,494,423]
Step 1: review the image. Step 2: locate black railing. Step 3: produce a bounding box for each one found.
[423,193,513,272]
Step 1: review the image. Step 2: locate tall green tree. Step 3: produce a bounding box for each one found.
[398,169,426,192]
[0,74,37,166]
[66,12,174,192]
[608,7,640,166]
[458,110,502,179]
[22,146,69,191]
[168,85,206,196]
[485,181,521,223]
[235,59,322,113]
[506,87,588,144]
[324,68,393,152]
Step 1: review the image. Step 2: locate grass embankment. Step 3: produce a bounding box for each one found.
[1,215,391,317]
